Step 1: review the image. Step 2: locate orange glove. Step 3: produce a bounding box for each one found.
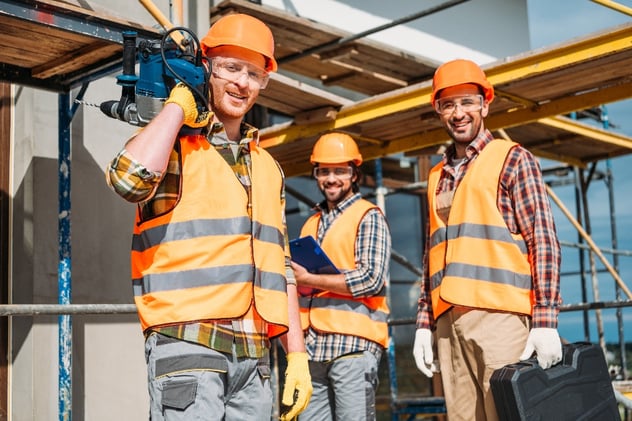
[280,352,312,421]
[164,82,210,128]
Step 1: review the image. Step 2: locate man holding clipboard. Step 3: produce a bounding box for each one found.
[290,132,392,421]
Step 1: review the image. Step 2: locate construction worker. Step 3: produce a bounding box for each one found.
[291,132,392,421]
[413,59,563,420]
[106,14,311,421]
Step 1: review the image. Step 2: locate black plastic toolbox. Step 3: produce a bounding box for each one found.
[490,341,619,420]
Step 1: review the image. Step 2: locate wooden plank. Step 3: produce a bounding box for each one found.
[294,106,339,124]
[32,0,159,33]
[257,72,352,115]
[32,41,120,79]
[211,0,437,95]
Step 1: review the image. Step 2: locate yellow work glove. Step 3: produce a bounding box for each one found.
[280,352,312,421]
[164,82,210,128]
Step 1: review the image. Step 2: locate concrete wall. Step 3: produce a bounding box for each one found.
[9,48,150,421]
[8,2,210,420]
[7,0,527,419]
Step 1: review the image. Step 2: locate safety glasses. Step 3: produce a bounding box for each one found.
[434,94,483,116]
[211,57,270,89]
[313,166,354,180]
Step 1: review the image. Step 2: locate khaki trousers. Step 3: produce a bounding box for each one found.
[436,307,530,421]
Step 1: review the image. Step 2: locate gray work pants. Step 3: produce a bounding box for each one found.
[298,351,380,421]
[145,333,272,421]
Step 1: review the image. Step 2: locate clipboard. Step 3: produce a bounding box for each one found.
[289,236,340,274]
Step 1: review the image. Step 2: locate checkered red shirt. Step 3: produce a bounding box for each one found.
[417,130,562,330]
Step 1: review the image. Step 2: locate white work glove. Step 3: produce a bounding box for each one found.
[519,327,562,369]
[413,328,438,378]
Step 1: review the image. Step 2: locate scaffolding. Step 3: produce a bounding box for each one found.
[2,0,632,420]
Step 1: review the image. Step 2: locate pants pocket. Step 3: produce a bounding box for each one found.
[161,377,197,411]
[364,353,379,420]
[154,353,229,416]
[257,359,271,380]
[155,354,229,378]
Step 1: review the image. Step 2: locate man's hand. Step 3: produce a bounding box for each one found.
[280,352,312,421]
[290,261,317,296]
[164,83,210,128]
[519,327,562,369]
[412,328,438,378]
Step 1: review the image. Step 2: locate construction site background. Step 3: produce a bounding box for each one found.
[3,0,632,420]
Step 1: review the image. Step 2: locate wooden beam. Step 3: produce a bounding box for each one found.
[260,22,632,150]
[277,78,632,176]
[355,84,632,169]
[294,106,339,125]
[540,116,632,150]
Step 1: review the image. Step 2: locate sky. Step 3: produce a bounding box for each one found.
[526,0,632,343]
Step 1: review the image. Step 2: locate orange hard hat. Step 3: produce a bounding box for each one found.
[310,132,363,166]
[201,14,277,72]
[430,59,494,106]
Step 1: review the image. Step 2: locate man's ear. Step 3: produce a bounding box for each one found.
[481,101,490,118]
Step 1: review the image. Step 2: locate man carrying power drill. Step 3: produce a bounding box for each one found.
[106,14,311,421]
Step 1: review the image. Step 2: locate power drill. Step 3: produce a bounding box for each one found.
[101,27,209,127]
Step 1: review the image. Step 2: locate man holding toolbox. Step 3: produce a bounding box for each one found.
[413,59,563,421]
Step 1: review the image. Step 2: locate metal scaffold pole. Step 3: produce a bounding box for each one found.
[58,92,72,421]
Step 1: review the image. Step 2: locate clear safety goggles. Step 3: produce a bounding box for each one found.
[313,166,354,180]
[434,94,484,116]
[211,57,270,89]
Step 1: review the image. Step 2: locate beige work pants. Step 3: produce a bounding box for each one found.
[436,307,530,421]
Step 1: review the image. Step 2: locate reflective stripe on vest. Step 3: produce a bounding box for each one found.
[427,139,533,319]
[299,199,390,347]
[131,134,288,337]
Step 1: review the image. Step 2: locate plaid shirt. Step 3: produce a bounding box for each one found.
[305,193,391,362]
[106,122,295,358]
[417,130,561,330]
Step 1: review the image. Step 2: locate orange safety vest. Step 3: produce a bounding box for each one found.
[427,139,534,319]
[131,134,289,338]
[299,199,390,347]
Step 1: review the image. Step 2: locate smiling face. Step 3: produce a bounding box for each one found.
[209,46,267,125]
[436,83,489,151]
[315,163,357,209]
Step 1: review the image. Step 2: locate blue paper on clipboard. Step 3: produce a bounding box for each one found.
[289,236,340,274]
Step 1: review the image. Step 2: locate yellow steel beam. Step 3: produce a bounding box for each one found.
[591,0,632,17]
[280,104,632,176]
[523,149,586,168]
[540,116,632,150]
[354,82,632,160]
[485,82,632,130]
[482,23,632,87]
[259,83,433,148]
[495,127,587,167]
[260,22,632,149]
[280,114,623,176]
